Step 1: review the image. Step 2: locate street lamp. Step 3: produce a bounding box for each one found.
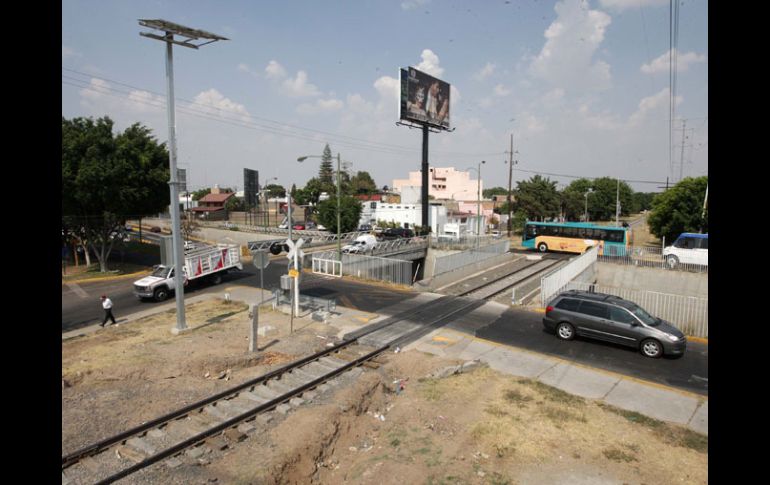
[465,161,486,248]
[139,19,227,334]
[584,189,594,222]
[298,153,349,261]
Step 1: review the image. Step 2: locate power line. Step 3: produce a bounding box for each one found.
[62,68,499,160]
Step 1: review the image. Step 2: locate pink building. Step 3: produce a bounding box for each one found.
[392,167,481,201]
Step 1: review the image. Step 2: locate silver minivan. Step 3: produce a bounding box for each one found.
[543,290,687,358]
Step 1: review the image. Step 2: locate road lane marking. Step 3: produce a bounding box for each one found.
[65,282,89,299]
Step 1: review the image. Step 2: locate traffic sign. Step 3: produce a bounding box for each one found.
[288,268,299,278]
[251,250,270,270]
[286,238,305,261]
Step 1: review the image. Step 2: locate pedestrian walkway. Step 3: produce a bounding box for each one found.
[62,284,707,436]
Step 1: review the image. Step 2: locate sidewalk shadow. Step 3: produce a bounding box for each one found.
[258,339,279,352]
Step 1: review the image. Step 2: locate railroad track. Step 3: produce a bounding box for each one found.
[62,295,480,485]
[446,255,567,300]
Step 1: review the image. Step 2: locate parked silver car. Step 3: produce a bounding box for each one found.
[542,290,686,358]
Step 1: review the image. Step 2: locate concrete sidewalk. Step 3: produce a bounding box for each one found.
[63,284,707,436]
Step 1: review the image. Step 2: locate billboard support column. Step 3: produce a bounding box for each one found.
[421,125,429,234]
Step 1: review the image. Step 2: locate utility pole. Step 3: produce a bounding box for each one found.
[679,119,687,182]
[506,133,516,237]
[615,178,620,227]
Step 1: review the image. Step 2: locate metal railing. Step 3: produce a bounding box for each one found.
[431,234,506,250]
[247,231,369,252]
[313,250,413,286]
[557,281,708,338]
[599,245,708,273]
[540,246,599,306]
[371,236,429,255]
[433,240,511,276]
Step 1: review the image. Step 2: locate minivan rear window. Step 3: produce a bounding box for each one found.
[555,298,580,312]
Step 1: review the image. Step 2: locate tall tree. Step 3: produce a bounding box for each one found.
[317,195,362,234]
[62,116,169,272]
[562,178,594,221]
[647,176,708,243]
[350,171,378,195]
[513,175,561,221]
[589,177,634,221]
[319,144,334,186]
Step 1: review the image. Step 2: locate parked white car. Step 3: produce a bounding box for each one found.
[342,234,377,254]
[663,233,708,268]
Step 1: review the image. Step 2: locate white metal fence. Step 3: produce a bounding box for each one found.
[599,245,708,273]
[433,240,511,275]
[556,281,708,338]
[540,246,599,306]
[312,250,413,286]
[311,257,342,278]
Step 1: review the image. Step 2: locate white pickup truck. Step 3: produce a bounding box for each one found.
[133,243,243,301]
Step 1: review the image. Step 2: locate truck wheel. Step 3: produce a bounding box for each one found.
[210,273,223,285]
[153,287,169,302]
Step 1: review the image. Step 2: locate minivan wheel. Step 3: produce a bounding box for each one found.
[666,255,679,269]
[537,242,549,253]
[556,322,575,340]
[641,339,663,358]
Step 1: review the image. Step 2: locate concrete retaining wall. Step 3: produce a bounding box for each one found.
[596,263,707,298]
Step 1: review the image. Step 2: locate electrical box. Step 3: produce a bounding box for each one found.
[280,274,292,290]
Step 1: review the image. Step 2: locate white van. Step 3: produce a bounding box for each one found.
[663,233,708,268]
[342,234,377,254]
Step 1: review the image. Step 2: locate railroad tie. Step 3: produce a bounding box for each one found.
[249,384,280,401]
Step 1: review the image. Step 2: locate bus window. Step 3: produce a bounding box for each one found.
[606,230,623,243]
[524,224,538,240]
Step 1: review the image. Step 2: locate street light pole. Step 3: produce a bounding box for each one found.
[139,19,227,334]
[337,153,341,261]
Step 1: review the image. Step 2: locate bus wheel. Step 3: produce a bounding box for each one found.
[537,242,548,253]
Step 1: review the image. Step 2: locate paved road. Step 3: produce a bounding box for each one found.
[62,243,707,396]
[447,306,707,396]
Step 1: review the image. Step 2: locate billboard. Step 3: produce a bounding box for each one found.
[243,168,259,207]
[399,67,450,130]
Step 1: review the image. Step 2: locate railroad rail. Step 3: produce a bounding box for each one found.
[61,295,480,484]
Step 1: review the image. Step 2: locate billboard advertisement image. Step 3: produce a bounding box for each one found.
[400,67,450,130]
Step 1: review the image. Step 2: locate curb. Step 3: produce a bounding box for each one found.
[62,270,150,285]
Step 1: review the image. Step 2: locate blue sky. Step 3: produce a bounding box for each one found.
[62,0,708,194]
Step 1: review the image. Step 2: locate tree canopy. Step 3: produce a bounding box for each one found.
[647,176,708,243]
[317,195,363,234]
[62,116,169,271]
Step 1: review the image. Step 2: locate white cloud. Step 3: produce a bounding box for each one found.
[296,98,344,115]
[528,0,612,93]
[416,49,444,78]
[401,0,430,11]
[265,60,287,80]
[473,62,496,81]
[641,49,707,74]
[238,63,260,78]
[193,89,251,121]
[282,71,321,98]
[628,88,682,126]
[599,0,667,10]
[494,84,511,97]
[125,90,165,113]
[62,46,80,59]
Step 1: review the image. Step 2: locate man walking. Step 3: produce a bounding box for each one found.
[100,295,116,327]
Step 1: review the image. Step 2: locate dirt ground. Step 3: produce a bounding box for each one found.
[62,299,707,485]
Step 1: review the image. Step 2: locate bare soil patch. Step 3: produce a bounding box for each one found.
[62,299,706,484]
